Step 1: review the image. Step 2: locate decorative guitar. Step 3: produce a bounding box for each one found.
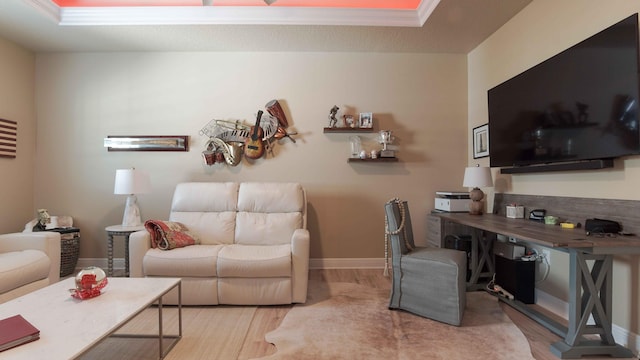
[244,110,265,159]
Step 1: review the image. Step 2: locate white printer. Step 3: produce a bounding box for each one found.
[434,191,470,212]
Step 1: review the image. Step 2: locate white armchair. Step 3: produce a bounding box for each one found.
[0,232,61,303]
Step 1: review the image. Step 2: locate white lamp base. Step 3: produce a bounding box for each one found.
[122,195,142,227]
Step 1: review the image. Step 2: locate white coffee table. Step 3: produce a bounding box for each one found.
[0,277,181,360]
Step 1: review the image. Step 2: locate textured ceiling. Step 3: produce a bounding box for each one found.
[0,0,531,53]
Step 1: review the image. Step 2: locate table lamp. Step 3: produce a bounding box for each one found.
[462,165,493,215]
[114,168,151,227]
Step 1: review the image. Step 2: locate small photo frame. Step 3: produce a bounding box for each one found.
[473,123,489,159]
[358,112,373,128]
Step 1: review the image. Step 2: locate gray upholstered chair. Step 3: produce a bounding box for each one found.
[384,199,467,326]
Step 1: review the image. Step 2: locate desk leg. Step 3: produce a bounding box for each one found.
[550,251,634,358]
[107,233,114,277]
[124,235,130,277]
[467,228,495,290]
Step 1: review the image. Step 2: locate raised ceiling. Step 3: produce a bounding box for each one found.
[0,0,531,53]
[37,0,440,27]
[51,1,422,9]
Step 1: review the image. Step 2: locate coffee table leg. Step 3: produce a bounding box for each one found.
[107,233,114,276]
[158,296,164,359]
[157,282,182,359]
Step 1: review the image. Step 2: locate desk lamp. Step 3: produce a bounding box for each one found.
[462,165,493,215]
[114,168,151,227]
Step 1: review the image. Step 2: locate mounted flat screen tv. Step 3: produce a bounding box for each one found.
[488,13,640,174]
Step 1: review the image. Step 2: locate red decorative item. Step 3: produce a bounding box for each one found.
[70,266,108,300]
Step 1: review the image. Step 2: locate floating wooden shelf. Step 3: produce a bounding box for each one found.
[323,127,374,133]
[347,157,398,163]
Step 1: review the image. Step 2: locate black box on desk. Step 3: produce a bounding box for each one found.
[494,255,535,304]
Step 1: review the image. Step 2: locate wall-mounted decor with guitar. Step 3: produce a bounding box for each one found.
[199,99,298,167]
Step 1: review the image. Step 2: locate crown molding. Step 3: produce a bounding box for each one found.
[416,0,439,26]
[25,0,62,23]
[25,0,440,27]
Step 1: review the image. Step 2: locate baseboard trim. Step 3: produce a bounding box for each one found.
[309,258,385,269]
[80,257,387,271]
[77,257,122,270]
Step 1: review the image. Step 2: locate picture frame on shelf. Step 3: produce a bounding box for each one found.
[473,123,489,159]
[359,113,373,128]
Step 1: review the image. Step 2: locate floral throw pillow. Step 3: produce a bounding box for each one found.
[144,220,200,250]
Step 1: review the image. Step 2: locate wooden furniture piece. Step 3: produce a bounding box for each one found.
[105,225,145,277]
[0,277,182,359]
[427,212,473,248]
[434,212,640,359]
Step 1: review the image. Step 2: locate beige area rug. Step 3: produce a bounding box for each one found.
[79,306,257,360]
[257,282,535,360]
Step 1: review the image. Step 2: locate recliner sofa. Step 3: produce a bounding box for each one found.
[129,182,310,305]
[0,232,61,303]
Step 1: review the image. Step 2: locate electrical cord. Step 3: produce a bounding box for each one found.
[521,248,550,284]
[536,252,550,284]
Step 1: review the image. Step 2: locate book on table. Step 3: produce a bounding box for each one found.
[0,314,40,352]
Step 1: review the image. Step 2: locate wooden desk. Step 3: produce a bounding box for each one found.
[435,213,640,359]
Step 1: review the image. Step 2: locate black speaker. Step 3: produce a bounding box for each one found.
[494,255,535,304]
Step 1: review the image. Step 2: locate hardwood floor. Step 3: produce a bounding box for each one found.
[101,268,634,359]
[238,269,636,360]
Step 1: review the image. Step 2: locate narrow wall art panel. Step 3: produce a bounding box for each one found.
[0,119,17,159]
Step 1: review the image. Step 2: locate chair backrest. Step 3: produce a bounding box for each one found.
[385,199,415,256]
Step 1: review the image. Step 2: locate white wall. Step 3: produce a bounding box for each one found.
[469,0,640,335]
[0,36,35,233]
[34,52,468,262]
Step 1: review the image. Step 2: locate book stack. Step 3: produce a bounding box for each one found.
[0,315,40,352]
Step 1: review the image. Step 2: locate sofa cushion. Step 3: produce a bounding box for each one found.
[236,212,302,246]
[143,245,223,277]
[217,244,291,278]
[171,182,239,212]
[0,250,50,294]
[237,182,304,213]
[169,212,236,245]
[170,182,239,245]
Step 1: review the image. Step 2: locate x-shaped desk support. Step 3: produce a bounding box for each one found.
[550,251,634,358]
[468,228,494,289]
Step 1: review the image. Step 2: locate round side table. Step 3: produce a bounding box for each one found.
[105,225,145,277]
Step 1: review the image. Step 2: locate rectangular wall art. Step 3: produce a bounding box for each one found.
[0,119,17,159]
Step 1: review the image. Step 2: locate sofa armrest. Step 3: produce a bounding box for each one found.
[129,229,151,277]
[0,232,61,283]
[291,228,310,303]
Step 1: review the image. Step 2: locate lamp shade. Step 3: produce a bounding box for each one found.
[462,166,493,188]
[114,168,151,195]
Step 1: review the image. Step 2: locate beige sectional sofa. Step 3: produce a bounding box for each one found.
[129,182,309,305]
[0,232,61,303]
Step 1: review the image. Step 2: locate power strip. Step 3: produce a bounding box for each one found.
[493,284,514,300]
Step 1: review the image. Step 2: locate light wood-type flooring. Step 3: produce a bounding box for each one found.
[242,269,636,360]
[102,269,635,359]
